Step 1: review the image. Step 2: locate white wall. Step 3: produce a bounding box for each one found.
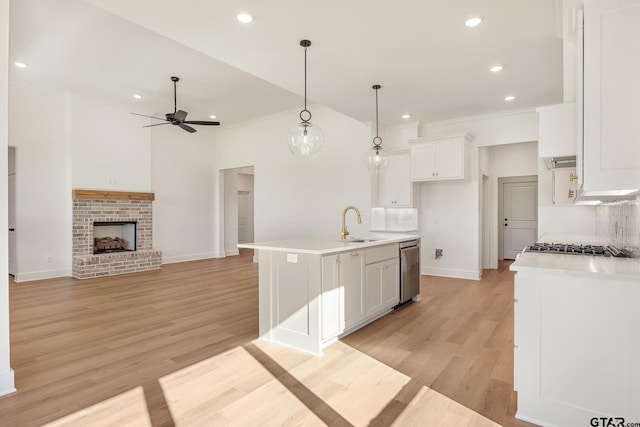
[71,95,151,191]
[216,106,372,243]
[9,83,72,281]
[1,0,15,396]
[417,109,540,279]
[151,124,218,263]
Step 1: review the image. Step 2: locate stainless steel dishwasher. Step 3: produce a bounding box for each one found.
[399,240,420,303]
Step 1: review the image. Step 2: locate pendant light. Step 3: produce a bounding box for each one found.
[366,84,389,171]
[288,40,324,157]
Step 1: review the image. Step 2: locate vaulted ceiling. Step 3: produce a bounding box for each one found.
[9,0,563,127]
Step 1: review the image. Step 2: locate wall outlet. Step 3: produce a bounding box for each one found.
[435,248,443,259]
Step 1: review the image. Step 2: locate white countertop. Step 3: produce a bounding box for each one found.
[237,232,421,255]
[510,233,640,280]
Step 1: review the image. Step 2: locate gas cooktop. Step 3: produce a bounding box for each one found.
[524,242,630,258]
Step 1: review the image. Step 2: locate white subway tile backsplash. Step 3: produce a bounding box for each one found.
[596,197,640,258]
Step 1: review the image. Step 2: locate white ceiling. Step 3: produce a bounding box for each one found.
[9,0,564,128]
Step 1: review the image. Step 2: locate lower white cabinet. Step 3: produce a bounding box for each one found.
[321,244,399,343]
[365,258,399,317]
[513,269,640,426]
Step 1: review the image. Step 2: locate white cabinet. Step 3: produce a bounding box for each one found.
[365,258,399,317]
[581,0,640,194]
[378,151,412,207]
[408,133,471,181]
[552,168,578,206]
[341,251,365,330]
[321,250,365,340]
[512,269,639,426]
[537,103,576,158]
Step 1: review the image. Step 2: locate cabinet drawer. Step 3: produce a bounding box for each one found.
[365,244,398,264]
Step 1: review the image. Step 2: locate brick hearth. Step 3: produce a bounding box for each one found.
[72,190,162,279]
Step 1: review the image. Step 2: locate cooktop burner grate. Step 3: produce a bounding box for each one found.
[524,243,630,257]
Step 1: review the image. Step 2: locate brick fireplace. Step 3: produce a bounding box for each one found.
[72,190,162,279]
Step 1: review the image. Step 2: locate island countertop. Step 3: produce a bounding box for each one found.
[237,232,421,255]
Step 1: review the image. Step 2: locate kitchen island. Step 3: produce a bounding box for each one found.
[239,233,420,356]
[510,234,640,427]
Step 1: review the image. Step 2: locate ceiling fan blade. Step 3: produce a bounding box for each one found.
[174,110,188,122]
[130,112,167,121]
[183,120,221,126]
[179,123,197,133]
[143,122,170,128]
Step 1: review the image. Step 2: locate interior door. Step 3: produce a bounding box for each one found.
[237,191,249,244]
[8,173,16,275]
[503,181,537,260]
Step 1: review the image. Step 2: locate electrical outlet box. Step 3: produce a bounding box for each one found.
[435,248,443,259]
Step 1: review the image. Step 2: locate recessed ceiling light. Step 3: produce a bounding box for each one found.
[490,65,503,72]
[14,62,28,68]
[209,115,217,119]
[465,16,482,27]
[132,94,143,99]
[504,95,516,101]
[236,13,253,23]
[402,114,411,119]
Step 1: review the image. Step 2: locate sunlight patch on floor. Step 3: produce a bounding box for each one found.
[391,386,501,427]
[43,387,151,427]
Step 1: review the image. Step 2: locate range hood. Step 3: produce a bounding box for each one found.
[543,156,576,170]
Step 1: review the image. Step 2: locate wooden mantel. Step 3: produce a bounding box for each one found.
[72,189,155,201]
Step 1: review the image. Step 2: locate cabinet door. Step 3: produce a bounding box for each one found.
[583,0,640,193]
[435,139,464,179]
[341,251,365,330]
[321,255,343,341]
[552,168,577,206]
[378,152,411,207]
[410,143,437,181]
[365,258,399,317]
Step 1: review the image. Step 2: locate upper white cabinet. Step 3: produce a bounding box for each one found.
[408,133,471,182]
[552,168,578,206]
[378,151,412,207]
[537,103,576,158]
[582,0,640,194]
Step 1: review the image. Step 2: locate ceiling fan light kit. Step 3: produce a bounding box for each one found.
[365,84,389,172]
[288,39,324,157]
[130,76,221,133]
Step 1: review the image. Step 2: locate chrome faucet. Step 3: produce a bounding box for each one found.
[341,205,362,239]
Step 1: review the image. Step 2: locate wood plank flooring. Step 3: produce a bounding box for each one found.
[0,250,535,426]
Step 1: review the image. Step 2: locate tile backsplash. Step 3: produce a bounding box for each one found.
[596,197,640,258]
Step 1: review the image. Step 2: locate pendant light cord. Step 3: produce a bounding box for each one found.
[304,45,307,112]
[373,85,382,148]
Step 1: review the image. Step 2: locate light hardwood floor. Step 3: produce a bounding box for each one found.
[0,250,535,426]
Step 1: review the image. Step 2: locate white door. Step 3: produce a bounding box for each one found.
[8,173,16,276]
[503,181,537,260]
[237,191,249,244]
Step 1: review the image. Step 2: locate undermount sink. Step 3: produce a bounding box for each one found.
[338,237,380,243]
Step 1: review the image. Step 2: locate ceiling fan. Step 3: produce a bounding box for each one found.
[131,76,220,133]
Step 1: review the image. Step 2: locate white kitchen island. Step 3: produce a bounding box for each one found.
[239,233,420,356]
[510,234,640,427]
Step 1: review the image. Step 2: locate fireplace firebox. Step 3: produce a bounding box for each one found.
[93,221,137,254]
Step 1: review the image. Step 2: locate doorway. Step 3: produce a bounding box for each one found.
[8,147,16,277]
[222,166,254,256]
[498,176,537,260]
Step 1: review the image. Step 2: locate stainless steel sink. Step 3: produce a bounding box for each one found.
[338,237,380,243]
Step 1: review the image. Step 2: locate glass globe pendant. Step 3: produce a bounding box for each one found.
[366,85,388,172]
[289,40,323,157]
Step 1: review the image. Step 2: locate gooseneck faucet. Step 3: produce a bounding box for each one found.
[341,205,362,239]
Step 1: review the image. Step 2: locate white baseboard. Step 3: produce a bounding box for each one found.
[225,249,240,257]
[161,252,220,264]
[0,369,16,397]
[15,268,71,282]
[421,266,481,281]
